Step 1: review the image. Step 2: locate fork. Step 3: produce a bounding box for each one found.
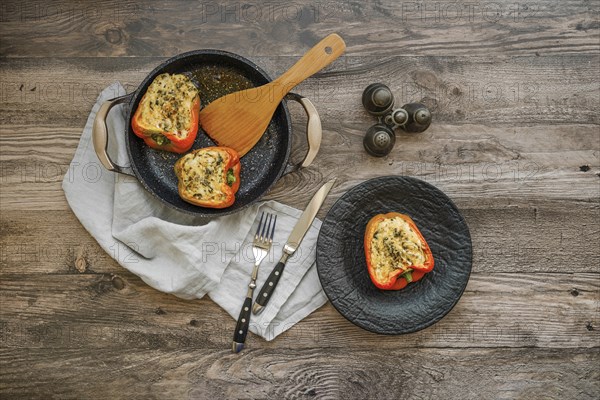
[232,212,277,353]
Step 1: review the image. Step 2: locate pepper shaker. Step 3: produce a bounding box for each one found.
[361,83,432,157]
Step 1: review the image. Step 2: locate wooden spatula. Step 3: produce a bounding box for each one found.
[199,33,346,156]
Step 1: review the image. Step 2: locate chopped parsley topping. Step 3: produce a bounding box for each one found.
[226,168,236,186]
[151,133,171,146]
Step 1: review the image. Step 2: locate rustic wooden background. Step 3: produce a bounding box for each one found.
[1,0,599,398]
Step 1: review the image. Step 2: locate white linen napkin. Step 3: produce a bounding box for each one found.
[62,82,328,341]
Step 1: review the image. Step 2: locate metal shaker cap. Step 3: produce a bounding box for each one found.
[363,124,396,157]
[362,83,394,116]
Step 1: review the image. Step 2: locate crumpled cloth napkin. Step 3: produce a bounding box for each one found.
[62,82,327,340]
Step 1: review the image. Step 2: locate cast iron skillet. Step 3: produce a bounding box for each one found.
[316,176,472,334]
[92,50,321,217]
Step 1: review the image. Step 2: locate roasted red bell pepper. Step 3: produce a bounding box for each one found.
[130,73,200,153]
[224,147,241,195]
[364,212,434,290]
[174,146,241,209]
[131,95,199,153]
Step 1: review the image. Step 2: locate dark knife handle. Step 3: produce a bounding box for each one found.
[232,296,253,353]
[253,261,286,315]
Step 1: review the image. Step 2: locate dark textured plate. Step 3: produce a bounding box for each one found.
[316,176,472,334]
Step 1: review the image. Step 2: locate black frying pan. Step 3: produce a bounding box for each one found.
[92,50,321,217]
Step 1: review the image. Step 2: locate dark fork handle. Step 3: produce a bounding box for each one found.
[232,296,253,353]
[253,260,286,315]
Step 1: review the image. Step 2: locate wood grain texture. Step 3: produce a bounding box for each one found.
[1,203,598,275]
[0,0,598,58]
[1,0,599,398]
[1,55,599,126]
[0,348,598,399]
[0,56,598,211]
[1,269,598,349]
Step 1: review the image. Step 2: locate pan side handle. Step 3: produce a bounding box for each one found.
[283,93,322,175]
[92,93,135,176]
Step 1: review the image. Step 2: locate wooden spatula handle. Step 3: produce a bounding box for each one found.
[275,33,346,93]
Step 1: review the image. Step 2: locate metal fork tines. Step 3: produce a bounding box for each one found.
[251,212,277,275]
[232,211,277,353]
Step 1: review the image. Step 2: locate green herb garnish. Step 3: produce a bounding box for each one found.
[226,168,236,186]
[402,270,413,283]
[151,133,171,146]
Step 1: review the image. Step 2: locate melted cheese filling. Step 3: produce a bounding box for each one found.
[370,216,427,282]
[136,73,198,137]
[179,150,228,202]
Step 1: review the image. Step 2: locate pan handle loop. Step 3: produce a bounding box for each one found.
[283,92,322,175]
[92,94,135,176]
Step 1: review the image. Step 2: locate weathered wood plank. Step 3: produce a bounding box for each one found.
[1,55,599,126]
[1,198,598,275]
[0,0,598,58]
[0,124,598,211]
[0,348,598,399]
[0,271,598,349]
[1,55,597,211]
[1,0,599,396]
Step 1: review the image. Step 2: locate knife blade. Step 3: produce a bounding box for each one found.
[252,179,336,315]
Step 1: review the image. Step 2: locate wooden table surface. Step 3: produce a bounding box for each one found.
[1,1,599,399]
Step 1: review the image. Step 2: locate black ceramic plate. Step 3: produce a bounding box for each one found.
[316,176,472,334]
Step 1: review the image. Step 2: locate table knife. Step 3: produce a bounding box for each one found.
[252,179,336,315]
